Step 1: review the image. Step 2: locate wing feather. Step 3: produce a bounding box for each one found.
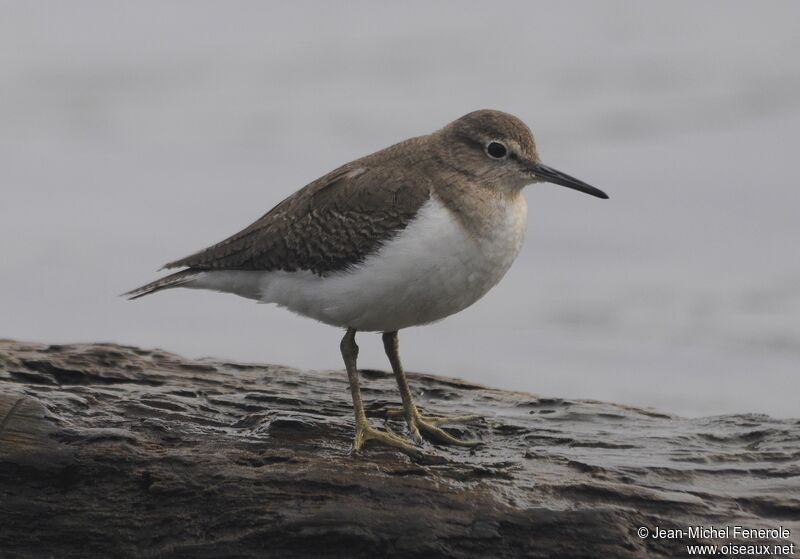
[163,154,431,276]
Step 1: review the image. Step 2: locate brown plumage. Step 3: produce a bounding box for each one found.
[124,110,561,300]
[126,109,608,456]
[162,140,432,276]
[125,109,601,302]
[126,138,434,299]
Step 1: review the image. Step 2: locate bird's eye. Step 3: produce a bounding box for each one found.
[486,141,508,159]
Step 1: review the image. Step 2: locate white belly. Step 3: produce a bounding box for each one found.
[191,195,527,332]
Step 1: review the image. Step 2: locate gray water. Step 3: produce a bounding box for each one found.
[1,1,798,418]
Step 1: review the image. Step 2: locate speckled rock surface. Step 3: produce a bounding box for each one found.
[0,340,797,558]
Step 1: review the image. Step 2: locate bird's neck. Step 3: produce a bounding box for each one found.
[432,180,527,242]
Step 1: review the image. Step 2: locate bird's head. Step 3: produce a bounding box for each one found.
[438,109,608,199]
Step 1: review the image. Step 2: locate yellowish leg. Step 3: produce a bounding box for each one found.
[382,331,480,447]
[340,328,420,458]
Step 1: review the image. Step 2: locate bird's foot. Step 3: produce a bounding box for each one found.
[352,418,421,459]
[386,407,481,426]
[385,407,481,447]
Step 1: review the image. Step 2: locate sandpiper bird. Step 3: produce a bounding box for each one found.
[126,109,608,457]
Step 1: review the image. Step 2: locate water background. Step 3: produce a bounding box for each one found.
[2,1,798,417]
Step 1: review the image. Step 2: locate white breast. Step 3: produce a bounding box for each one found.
[191,195,527,332]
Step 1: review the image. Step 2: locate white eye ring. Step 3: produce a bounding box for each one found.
[485,141,508,159]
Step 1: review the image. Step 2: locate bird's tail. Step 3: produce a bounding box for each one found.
[123,269,200,300]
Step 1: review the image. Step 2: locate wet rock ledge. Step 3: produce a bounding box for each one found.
[0,340,798,558]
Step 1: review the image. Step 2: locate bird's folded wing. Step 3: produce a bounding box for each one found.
[163,163,432,276]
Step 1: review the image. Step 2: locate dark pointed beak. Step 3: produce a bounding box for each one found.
[530,162,609,199]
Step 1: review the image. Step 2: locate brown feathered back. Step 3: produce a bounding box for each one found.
[164,136,434,276]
